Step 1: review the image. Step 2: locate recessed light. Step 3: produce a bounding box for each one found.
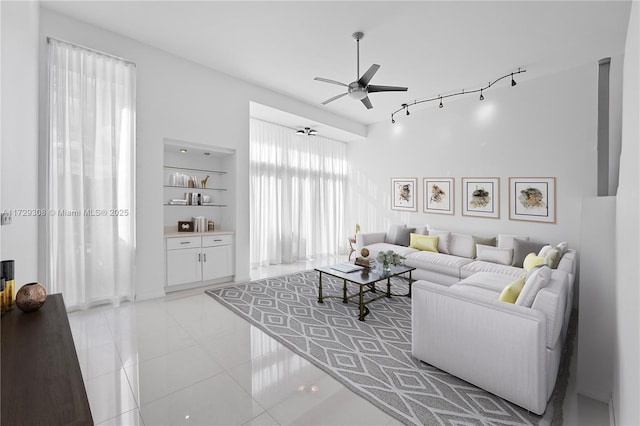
[180,149,187,153]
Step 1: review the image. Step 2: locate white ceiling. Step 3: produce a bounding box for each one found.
[42,1,631,130]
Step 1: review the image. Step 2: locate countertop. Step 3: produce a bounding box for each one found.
[164,229,234,238]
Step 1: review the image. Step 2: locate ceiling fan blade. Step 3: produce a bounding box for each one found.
[367,84,409,93]
[357,64,380,86]
[314,77,348,87]
[322,92,348,105]
[361,96,373,110]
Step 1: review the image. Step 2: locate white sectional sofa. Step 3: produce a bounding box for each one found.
[356,224,577,415]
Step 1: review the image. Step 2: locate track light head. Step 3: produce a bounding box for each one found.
[439,97,443,108]
[511,73,517,86]
[391,117,395,124]
[479,89,484,101]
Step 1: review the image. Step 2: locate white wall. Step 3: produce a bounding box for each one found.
[39,8,365,300]
[1,1,39,289]
[348,63,598,249]
[613,1,639,424]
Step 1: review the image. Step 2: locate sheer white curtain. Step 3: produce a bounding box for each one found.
[250,119,347,266]
[47,39,136,309]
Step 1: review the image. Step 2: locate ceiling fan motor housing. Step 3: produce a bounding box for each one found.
[348,82,367,100]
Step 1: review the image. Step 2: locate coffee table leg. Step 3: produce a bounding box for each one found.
[408,270,413,298]
[343,279,348,303]
[317,272,324,303]
[387,277,391,298]
[358,285,365,321]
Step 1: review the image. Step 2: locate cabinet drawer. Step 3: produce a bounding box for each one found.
[202,235,233,247]
[167,236,202,250]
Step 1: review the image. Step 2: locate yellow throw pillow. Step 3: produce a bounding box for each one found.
[409,233,439,252]
[523,253,546,271]
[499,278,526,303]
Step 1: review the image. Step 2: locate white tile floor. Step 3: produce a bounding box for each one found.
[69,255,608,425]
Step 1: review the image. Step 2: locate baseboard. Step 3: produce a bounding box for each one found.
[135,290,166,301]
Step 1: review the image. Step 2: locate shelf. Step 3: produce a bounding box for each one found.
[164,204,228,207]
[165,165,226,175]
[164,185,227,191]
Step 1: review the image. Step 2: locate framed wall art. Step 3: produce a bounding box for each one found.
[509,177,556,223]
[462,177,500,219]
[424,177,454,215]
[391,178,418,211]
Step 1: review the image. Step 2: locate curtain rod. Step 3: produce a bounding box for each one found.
[46,36,136,66]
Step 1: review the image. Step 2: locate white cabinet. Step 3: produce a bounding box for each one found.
[166,234,234,289]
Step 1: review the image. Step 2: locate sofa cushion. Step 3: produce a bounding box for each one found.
[405,251,474,277]
[523,253,546,271]
[428,229,451,254]
[516,266,552,307]
[512,239,547,267]
[499,278,526,303]
[386,225,415,247]
[476,245,513,265]
[362,243,419,259]
[449,233,474,258]
[409,234,438,252]
[498,234,529,250]
[456,271,515,292]
[460,261,527,280]
[471,236,496,258]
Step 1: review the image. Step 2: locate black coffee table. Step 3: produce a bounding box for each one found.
[314,264,415,321]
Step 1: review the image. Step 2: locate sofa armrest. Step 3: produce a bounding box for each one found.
[356,232,386,250]
[411,280,547,414]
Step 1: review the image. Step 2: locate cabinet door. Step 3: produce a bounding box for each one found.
[202,245,233,281]
[167,247,202,286]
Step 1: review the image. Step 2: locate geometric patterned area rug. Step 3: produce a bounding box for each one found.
[206,270,574,426]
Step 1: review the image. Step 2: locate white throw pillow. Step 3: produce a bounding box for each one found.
[498,234,530,250]
[556,241,569,255]
[476,244,513,266]
[449,233,475,258]
[428,229,451,254]
[516,266,552,307]
[538,245,552,257]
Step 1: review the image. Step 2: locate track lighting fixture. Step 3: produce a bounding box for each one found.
[391,116,396,124]
[296,127,318,136]
[390,68,526,123]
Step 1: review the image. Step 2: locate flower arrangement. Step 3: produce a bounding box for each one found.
[376,250,405,268]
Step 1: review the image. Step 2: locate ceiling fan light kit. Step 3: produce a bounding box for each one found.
[296,127,318,136]
[314,32,408,110]
[391,68,527,123]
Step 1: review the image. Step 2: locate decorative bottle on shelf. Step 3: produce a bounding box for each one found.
[1,260,16,312]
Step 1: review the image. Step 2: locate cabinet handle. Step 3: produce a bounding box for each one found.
[214,239,222,242]
[198,253,201,262]
[203,253,207,262]
[180,242,190,245]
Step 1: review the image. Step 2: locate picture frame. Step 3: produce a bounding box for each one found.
[391,178,418,211]
[462,177,500,219]
[424,177,454,215]
[509,177,556,223]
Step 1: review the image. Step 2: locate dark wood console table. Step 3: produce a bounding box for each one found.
[1,293,93,425]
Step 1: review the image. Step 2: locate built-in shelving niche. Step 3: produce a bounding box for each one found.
[163,139,236,233]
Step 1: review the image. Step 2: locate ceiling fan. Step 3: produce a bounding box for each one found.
[315,32,408,110]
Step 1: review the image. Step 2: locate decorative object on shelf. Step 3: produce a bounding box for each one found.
[390,68,526,123]
[15,282,47,313]
[355,223,361,235]
[1,260,16,313]
[355,257,375,268]
[509,177,556,223]
[208,220,215,232]
[201,175,210,188]
[391,177,418,211]
[0,277,5,315]
[462,177,500,219]
[424,177,455,215]
[360,247,370,258]
[178,221,194,232]
[376,250,405,274]
[192,216,207,232]
[315,32,408,110]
